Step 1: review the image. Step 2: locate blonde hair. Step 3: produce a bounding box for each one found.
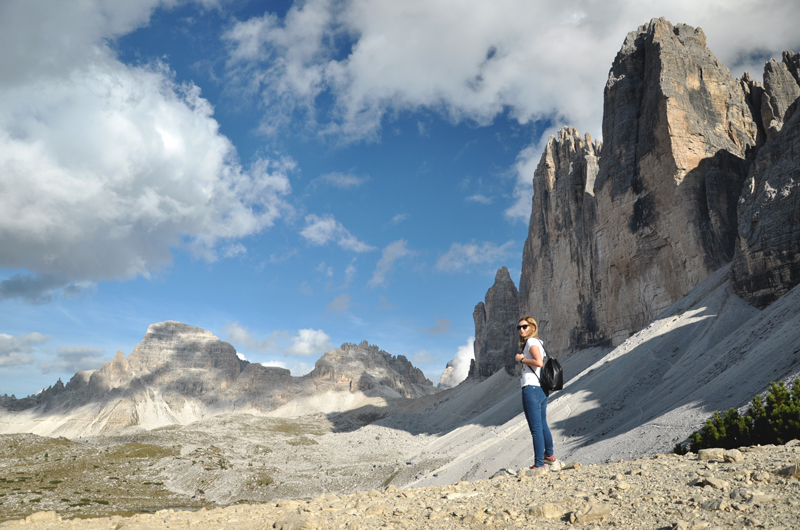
[517,316,539,350]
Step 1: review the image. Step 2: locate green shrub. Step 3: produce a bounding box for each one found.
[675,379,800,453]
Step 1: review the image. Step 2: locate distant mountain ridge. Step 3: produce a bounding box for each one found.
[0,321,436,437]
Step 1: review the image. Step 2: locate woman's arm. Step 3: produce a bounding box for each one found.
[528,341,544,368]
[514,339,544,368]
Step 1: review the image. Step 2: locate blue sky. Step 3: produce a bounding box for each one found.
[2,0,799,397]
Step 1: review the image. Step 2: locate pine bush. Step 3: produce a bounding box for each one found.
[678,378,800,453]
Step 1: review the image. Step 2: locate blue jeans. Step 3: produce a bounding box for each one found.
[522,385,553,467]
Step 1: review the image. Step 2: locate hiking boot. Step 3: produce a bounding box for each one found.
[544,454,556,463]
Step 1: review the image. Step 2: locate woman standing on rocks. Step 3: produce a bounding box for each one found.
[515,316,555,469]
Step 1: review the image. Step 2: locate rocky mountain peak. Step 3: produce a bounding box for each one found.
[1,324,437,436]
[482,19,800,368]
[471,266,519,379]
[309,341,433,398]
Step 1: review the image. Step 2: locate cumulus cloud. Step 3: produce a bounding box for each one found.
[226,0,800,139]
[0,0,293,289]
[0,332,49,367]
[368,240,412,288]
[0,274,94,304]
[224,0,800,213]
[223,323,331,358]
[300,214,375,252]
[39,346,109,374]
[286,329,332,356]
[436,240,516,272]
[438,337,474,389]
[224,322,282,353]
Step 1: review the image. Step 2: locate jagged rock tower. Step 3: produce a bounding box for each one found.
[476,18,800,364]
[470,267,520,379]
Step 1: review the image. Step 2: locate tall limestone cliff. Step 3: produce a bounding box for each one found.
[518,128,601,355]
[497,19,800,365]
[519,18,767,355]
[733,51,800,308]
[470,267,519,378]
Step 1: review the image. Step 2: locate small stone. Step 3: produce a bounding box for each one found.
[747,494,776,505]
[703,477,729,490]
[364,505,385,515]
[273,513,320,530]
[723,449,743,463]
[616,482,631,490]
[785,439,800,447]
[777,463,800,479]
[527,502,567,519]
[752,472,771,483]
[698,448,725,461]
[25,512,59,523]
[700,498,729,511]
[729,488,751,501]
[571,502,610,524]
[563,462,582,470]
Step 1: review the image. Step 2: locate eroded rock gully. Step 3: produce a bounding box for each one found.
[4,442,799,529]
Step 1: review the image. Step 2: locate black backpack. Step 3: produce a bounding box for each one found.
[535,356,564,395]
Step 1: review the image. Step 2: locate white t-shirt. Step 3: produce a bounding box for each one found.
[520,337,547,388]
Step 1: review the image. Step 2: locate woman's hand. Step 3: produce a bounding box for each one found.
[515,353,524,364]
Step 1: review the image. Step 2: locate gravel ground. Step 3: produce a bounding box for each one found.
[3,441,799,529]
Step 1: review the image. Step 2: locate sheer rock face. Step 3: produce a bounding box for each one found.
[518,18,762,357]
[733,63,800,307]
[589,18,759,348]
[471,267,519,379]
[518,128,601,355]
[761,54,800,141]
[3,323,435,434]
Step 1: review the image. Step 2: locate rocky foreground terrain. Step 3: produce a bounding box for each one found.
[2,441,799,529]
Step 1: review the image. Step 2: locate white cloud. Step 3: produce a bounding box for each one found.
[223,322,282,353]
[368,239,412,288]
[438,337,474,389]
[316,262,334,277]
[311,172,369,189]
[224,323,331,358]
[0,0,293,289]
[0,274,94,304]
[466,194,492,205]
[286,329,332,356]
[225,0,800,140]
[0,332,49,367]
[39,346,109,374]
[344,263,357,284]
[391,213,409,225]
[436,240,516,272]
[225,0,800,215]
[223,243,247,258]
[505,137,552,222]
[300,214,375,253]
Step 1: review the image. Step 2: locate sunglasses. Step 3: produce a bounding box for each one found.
[516,324,530,330]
